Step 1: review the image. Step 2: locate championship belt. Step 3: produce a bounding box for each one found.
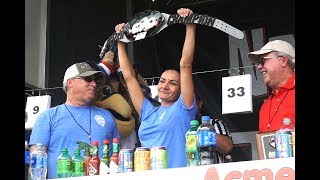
[99,10,244,58]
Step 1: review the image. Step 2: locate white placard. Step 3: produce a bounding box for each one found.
[25,95,51,130]
[222,74,252,114]
[49,157,295,180]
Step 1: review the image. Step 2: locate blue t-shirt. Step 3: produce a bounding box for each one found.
[29,104,120,179]
[139,95,196,168]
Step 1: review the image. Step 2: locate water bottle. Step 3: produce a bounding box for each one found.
[56,148,73,178]
[275,118,294,158]
[197,115,217,165]
[30,143,48,180]
[25,141,30,180]
[185,120,200,166]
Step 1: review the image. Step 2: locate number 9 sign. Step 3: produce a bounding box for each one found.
[25,95,51,129]
[222,74,252,114]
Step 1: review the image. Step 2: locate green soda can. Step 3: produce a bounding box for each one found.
[150,146,168,170]
[72,150,85,177]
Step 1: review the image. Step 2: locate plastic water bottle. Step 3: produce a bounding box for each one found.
[277,117,294,132]
[56,148,73,178]
[25,141,30,180]
[275,118,294,158]
[30,143,47,180]
[185,120,200,166]
[197,115,217,165]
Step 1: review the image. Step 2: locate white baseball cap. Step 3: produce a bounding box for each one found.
[248,40,295,63]
[62,62,105,91]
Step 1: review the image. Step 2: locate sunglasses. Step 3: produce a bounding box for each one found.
[73,76,102,83]
[257,56,281,66]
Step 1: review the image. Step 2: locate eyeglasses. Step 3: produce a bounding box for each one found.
[257,56,280,66]
[73,76,101,83]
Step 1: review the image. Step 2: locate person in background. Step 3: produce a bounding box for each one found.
[115,8,197,168]
[195,95,204,123]
[248,40,295,132]
[211,118,233,163]
[29,62,120,179]
[195,95,233,163]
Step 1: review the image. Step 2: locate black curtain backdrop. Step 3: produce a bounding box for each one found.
[41,0,294,133]
[132,0,294,132]
[47,0,127,107]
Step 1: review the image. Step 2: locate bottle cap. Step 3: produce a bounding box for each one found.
[92,141,99,146]
[201,115,210,122]
[103,139,110,144]
[113,138,119,143]
[190,120,199,126]
[283,117,291,123]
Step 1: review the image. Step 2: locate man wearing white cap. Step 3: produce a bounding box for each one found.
[248,40,295,132]
[29,62,120,178]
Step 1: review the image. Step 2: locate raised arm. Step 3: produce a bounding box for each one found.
[116,23,145,116]
[178,8,196,108]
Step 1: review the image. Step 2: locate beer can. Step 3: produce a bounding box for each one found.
[134,147,150,172]
[275,132,293,158]
[119,149,134,173]
[150,146,168,170]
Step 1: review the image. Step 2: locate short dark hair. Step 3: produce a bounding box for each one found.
[164,68,180,74]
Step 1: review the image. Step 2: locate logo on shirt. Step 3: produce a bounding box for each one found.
[95,115,105,127]
[159,112,166,120]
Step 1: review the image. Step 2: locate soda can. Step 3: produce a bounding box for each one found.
[291,131,295,157]
[134,147,150,172]
[150,146,167,170]
[275,132,293,158]
[119,149,134,173]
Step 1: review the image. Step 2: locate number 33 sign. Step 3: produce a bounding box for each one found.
[222,74,252,114]
[25,95,51,130]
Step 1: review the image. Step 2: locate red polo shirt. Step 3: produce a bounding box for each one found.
[259,74,295,132]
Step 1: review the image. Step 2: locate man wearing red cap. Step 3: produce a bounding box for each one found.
[248,40,295,133]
